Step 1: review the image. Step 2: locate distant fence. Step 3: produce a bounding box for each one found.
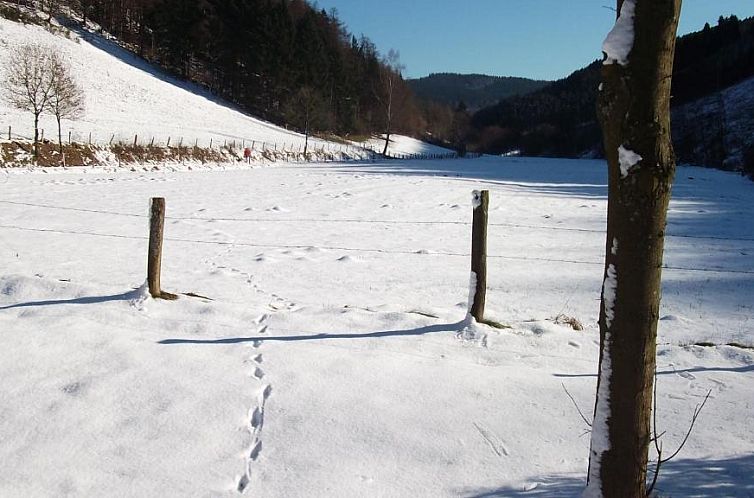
[2,123,476,162]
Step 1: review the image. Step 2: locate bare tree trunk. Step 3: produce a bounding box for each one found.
[33,113,40,161]
[57,114,63,154]
[304,122,309,156]
[382,129,390,156]
[585,1,682,497]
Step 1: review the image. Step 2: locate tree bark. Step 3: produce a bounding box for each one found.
[33,113,40,161]
[586,1,682,497]
[57,115,63,154]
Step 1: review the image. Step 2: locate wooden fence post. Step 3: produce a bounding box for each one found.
[470,190,489,322]
[148,197,165,298]
[68,131,72,144]
[167,136,171,147]
[8,125,11,140]
[148,198,177,300]
[133,134,138,147]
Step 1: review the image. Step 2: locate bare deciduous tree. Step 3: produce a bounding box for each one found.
[283,86,331,156]
[48,53,85,154]
[3,43,55,160]
[375,49,405,156]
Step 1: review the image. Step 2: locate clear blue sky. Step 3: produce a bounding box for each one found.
[313,0,754,81]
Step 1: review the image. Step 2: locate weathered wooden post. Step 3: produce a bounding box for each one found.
[167,136,171,147]
[470,190,489,322]
[148,197,165,298]
[147,198,177,300]
[68,131,72,144]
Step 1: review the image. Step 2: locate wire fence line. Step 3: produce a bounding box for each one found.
[0,219,752,276]
[2,124,465,162]
[2,199,753,244]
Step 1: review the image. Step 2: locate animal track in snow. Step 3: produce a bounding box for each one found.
[473,423,509,457]
[237,310,273,494]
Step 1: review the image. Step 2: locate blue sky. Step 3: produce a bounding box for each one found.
[313,0,754,81]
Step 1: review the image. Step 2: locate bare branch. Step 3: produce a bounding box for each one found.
[562,383,592,428]
[660,390,712,464]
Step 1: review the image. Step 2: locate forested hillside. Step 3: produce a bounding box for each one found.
[469,15,754,172]
[39,0,436,140]
[407,73,548,111]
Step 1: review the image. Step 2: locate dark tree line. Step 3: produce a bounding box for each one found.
[468,15,754,164]
[55,0,429,140]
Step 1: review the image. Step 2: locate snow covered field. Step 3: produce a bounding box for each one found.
[1,156,753,497]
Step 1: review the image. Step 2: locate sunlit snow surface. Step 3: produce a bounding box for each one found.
[1,157,753,497]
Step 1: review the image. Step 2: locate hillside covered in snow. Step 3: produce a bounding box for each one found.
[0,15,335,151]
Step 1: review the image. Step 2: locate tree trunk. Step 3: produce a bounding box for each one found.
[585,1,682,497]
[33,113,40,161]
[304,113,309,155]
[382,129,390,156]
[57,115,63,155]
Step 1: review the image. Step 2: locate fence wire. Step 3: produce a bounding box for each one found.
[0,220,752,276]
[2,199,753,244]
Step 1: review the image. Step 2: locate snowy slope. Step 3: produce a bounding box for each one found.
[0,16,335,150]
[362,134,454,156]
[1,157,752,497]
[672,74,754,169]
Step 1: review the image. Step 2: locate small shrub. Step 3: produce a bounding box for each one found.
[0,4,42,25]
[553,314,584,331]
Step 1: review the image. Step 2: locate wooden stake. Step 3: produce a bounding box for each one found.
[167,136,171,147]
[148,198,165,298]
[133,134,138,147]
[147,198,177,300]
[470,190,489,322]
[8,125,11,140]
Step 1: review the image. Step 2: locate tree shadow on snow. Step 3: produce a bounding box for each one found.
[0,290,139,310]
[460,474,584,497]
[460,453,754,497]
[157,321,464,345]
[554,363,754,379]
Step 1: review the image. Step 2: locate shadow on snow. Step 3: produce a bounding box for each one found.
[460,453,754,497]
[157,321,464,345]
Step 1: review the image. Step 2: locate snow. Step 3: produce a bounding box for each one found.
[1,156,753,496]
[618,145,642,178]
[360,134,453,157]
[472,189,483,209]
[584,263,619,497]
[467,271,477,312]
[583,334,612,498]
[0,17,337,151]
[602,265,618,329]
[672,74,754,170]
[602,0,636,66]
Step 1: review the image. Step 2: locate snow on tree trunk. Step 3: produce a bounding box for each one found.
[585,1,682,497]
